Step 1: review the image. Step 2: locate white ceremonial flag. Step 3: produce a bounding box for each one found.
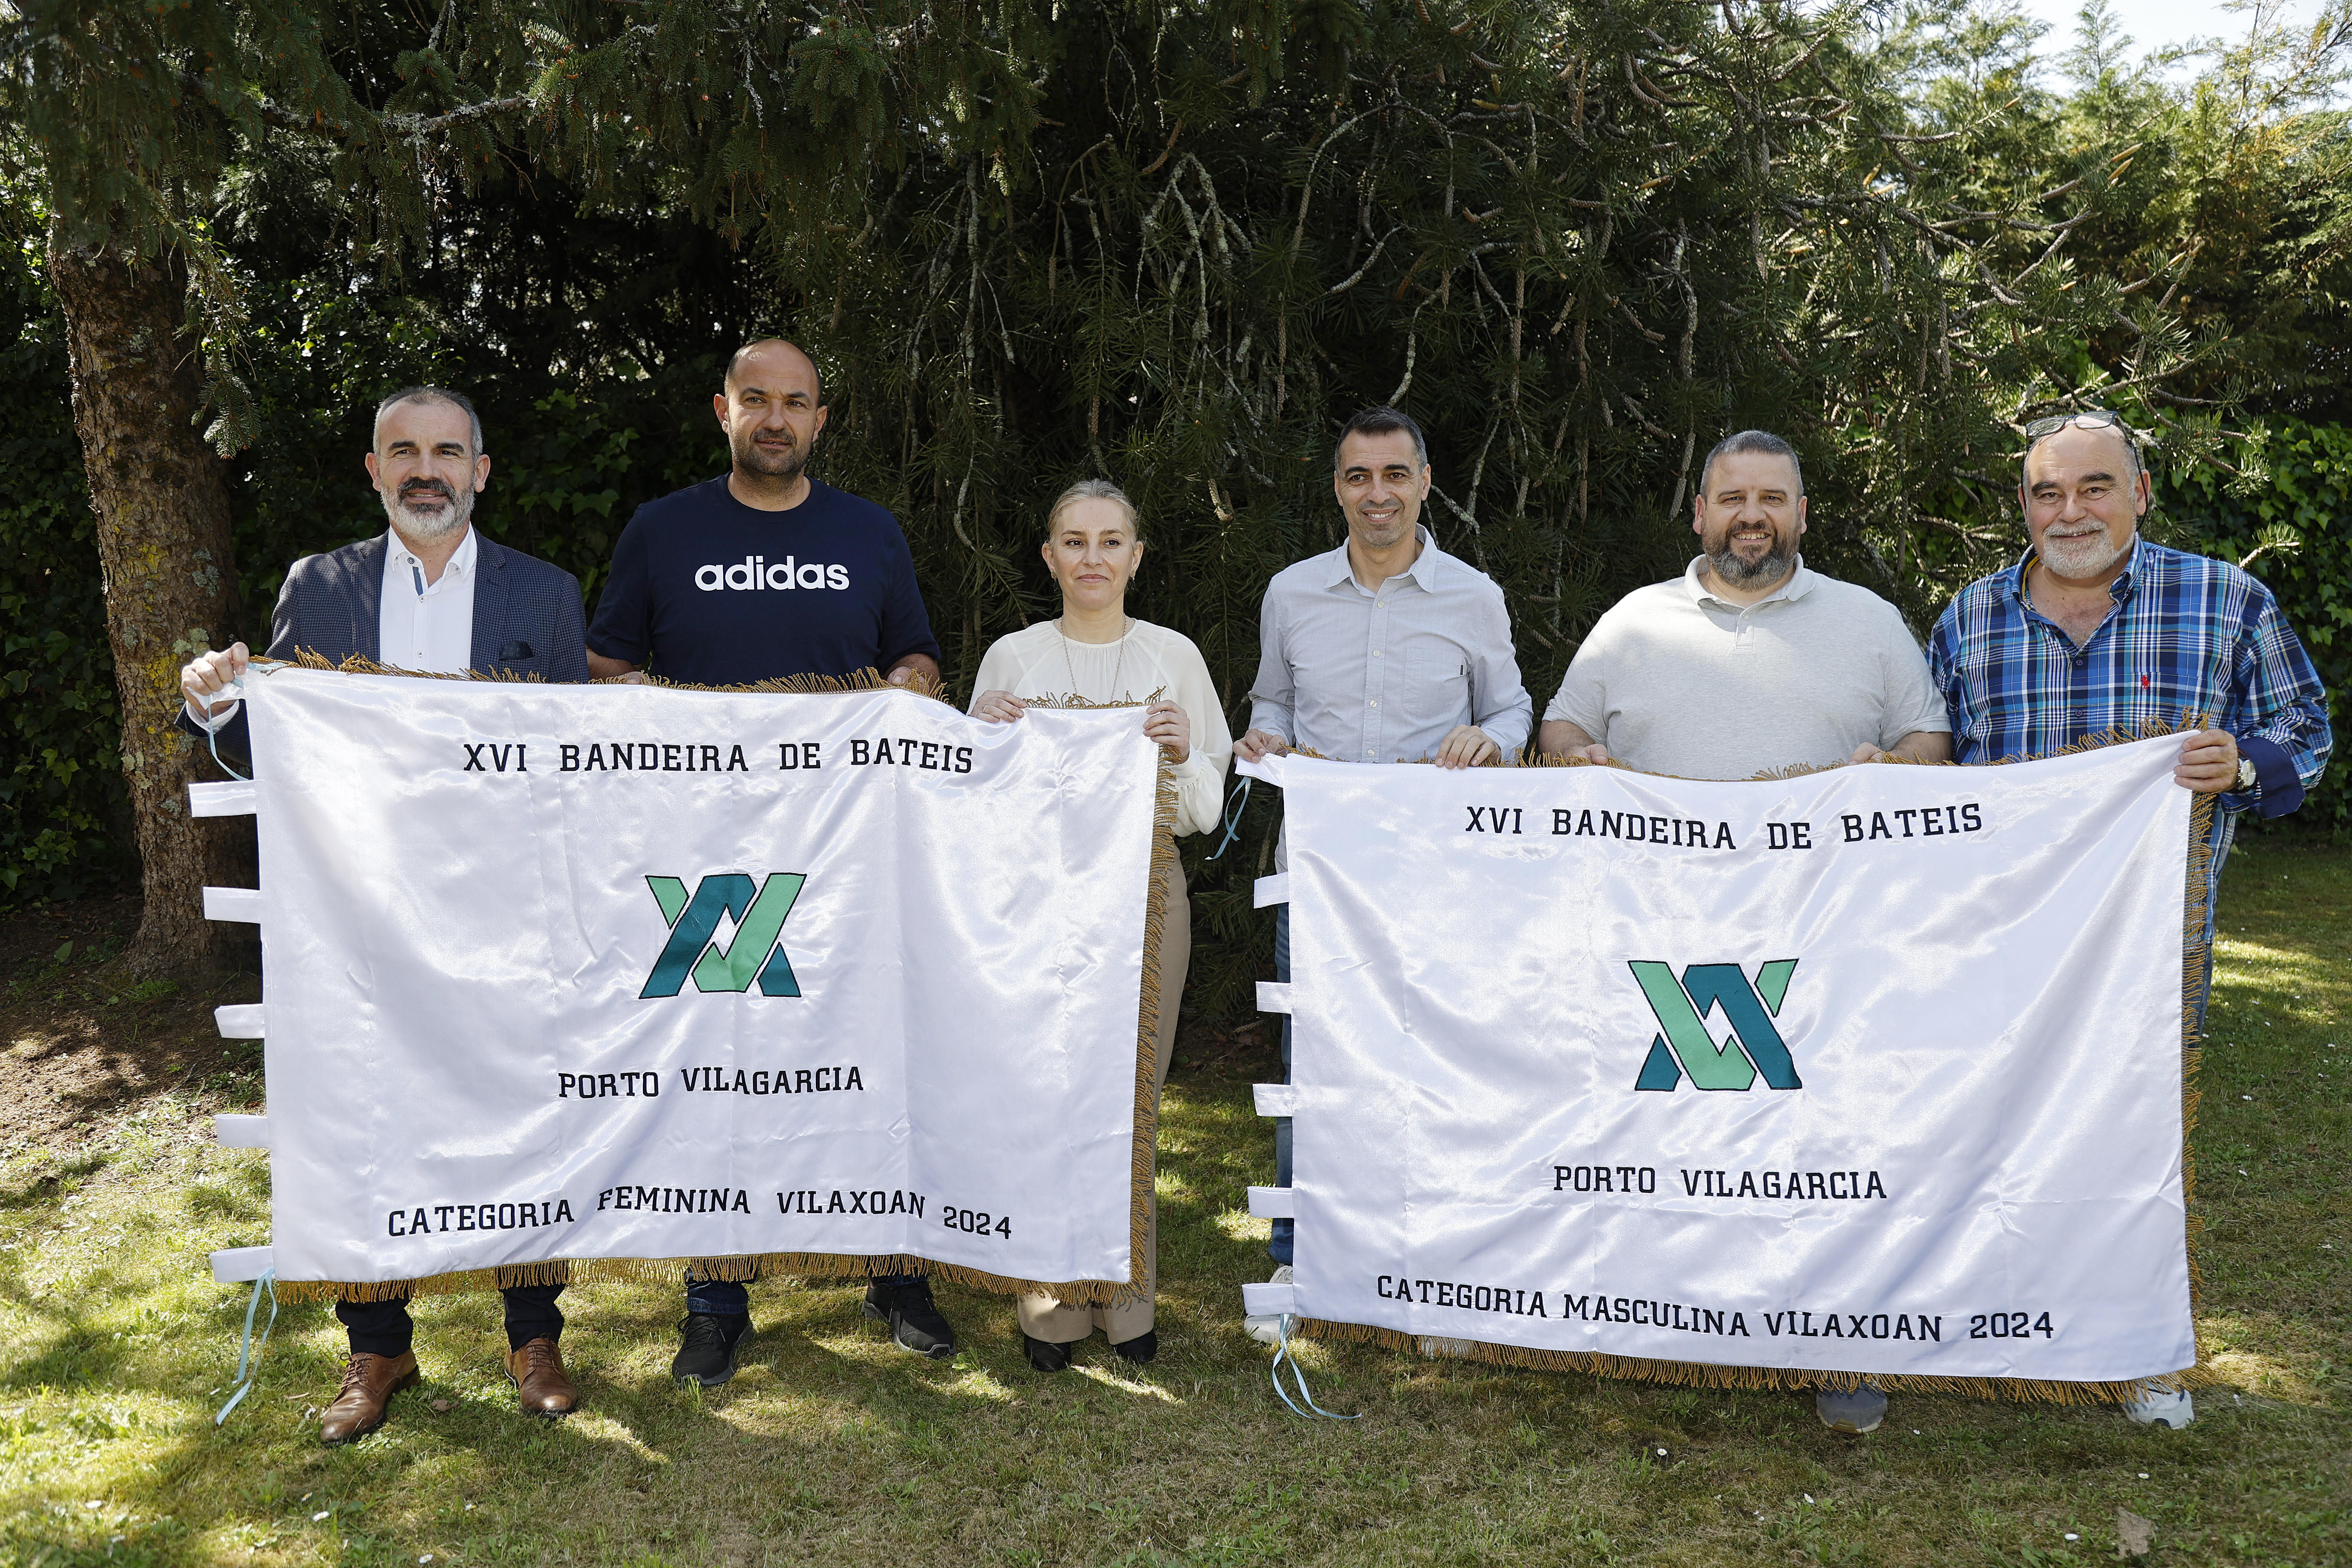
[222,667,1167,1298]
[1243,738,2202,1392]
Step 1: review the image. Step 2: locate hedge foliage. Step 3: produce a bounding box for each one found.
[2168,420,2352,834]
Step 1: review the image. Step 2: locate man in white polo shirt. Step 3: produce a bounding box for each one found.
[1536,428,1947,1436]
[1538,429,1948,778]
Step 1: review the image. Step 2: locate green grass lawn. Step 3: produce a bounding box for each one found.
[0,838,2344,1567]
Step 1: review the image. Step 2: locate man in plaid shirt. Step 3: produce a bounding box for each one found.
[1928,410,2332,1431]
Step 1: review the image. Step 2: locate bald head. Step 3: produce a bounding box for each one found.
[714,338,829,503]
[725,339,823,405]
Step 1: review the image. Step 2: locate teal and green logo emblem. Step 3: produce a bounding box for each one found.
[640,873,807,999]
[1629,960,1801,1091]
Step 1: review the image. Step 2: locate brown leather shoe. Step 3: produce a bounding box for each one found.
[505,1336,578,1417]
[318,1351,420,1444]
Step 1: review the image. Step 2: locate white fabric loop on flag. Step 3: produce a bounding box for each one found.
[190,780,257,818]
[1256,982,1294,1014]
[1253,1084,1298,1118]
[1253,873,1290,907]
[211,1246,274,1283]
[214,1115,271,1148]
[1248,1185,1296,1218]
[203,887,263,924]
[1242,1281,1297,1316]
[215,1005,265,1039]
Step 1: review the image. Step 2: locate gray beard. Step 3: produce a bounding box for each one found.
[1710,540,1796,588]
[2038,527,2132,579]
[383,484,473,542]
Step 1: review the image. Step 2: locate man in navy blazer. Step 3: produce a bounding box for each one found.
[178,386,589,1442]
[179,388,587,772]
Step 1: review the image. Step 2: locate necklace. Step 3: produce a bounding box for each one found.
[1059,615,1133,701]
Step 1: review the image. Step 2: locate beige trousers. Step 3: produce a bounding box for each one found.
[1017,863,1187,1346]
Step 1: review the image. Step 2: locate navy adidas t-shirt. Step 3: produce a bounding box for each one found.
[588,477,941,686]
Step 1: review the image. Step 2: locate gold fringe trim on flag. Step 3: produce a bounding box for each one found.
[263,686,1177,1310]
[284,649,958,706]
[1277,719,2222,1400]
[1279,1318,2221,1403]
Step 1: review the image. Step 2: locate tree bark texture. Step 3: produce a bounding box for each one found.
[48,231,247,982]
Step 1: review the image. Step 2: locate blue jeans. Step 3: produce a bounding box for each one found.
[1270,902,1293,1266]
[685,1268,923,1317]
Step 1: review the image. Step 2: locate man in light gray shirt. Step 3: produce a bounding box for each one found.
[1235,404,1532,1340]
[1539,429,1948,777]
[1538,428,1945,1435]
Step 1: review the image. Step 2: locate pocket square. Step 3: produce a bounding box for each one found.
[495,640,535,662]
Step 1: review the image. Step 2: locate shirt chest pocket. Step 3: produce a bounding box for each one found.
[1400,637,1473,731]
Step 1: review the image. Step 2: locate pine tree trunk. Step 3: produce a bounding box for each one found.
[48,230,246,983]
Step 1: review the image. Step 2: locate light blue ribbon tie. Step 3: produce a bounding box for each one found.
[1271,1312,1358,1421]
[1206,774,1251,860]
[213,1269,278,1426]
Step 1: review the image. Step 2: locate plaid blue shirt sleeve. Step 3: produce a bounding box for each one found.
[2225,578,2333,814]
[1927,542,2332,819]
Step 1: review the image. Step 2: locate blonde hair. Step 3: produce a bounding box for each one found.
[1045,478,1141,539]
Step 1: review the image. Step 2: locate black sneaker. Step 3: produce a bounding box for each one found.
[1110,1329,1157,1364]
[671,1312,751,1387]
[862,1277,958,1359]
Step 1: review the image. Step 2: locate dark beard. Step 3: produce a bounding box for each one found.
[732,428,808,483]
[1709,539,1795,588]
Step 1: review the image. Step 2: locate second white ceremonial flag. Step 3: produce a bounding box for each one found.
[239,667,1164,1295]
[1245,738,2199,1389]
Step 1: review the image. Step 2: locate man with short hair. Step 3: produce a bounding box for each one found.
[1538,428,1948,1436]
[587,339,952,1382]
[1929,409,2332,1432]
[1538,429,1951,777]
[1234,403,1533,1344]
[179,385,590,1443]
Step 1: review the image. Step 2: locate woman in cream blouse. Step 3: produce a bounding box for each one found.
[970,478,1231,1371]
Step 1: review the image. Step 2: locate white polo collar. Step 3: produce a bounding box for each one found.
[1683,553,1815,611]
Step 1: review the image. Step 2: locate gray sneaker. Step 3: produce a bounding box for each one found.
[2122,1381,2193,1428]
[1815,1383,1887,1433]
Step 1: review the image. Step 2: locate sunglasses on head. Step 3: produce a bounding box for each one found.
[2023,408,2141,446]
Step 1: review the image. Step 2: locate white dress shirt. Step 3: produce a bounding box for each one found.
[381,526,479,674]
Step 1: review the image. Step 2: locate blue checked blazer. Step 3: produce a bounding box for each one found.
[182,530,588,769]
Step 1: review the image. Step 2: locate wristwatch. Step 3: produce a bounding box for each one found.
[2236,756,2257,791]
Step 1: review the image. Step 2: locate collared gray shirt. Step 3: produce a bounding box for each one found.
[1247,528,1532,763]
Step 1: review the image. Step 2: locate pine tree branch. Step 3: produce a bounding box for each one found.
[175,66,531,145]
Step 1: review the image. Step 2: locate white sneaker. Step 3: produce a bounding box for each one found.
[1243,1265,1293,1345]
[2122,1381,2194,1428]
[1418,1337,1476,1358]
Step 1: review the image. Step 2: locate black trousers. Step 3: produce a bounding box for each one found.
[335,1283,565,1358]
